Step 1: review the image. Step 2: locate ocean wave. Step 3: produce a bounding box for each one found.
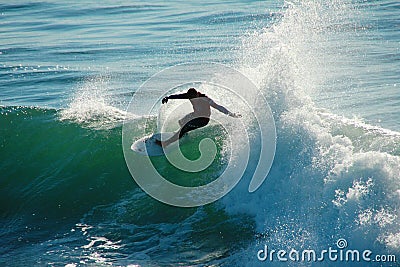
[221,0,400,265]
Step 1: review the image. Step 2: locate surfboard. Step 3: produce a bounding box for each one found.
[131,132,175,156]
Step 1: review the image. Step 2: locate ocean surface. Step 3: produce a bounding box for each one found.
[1,0,399,266]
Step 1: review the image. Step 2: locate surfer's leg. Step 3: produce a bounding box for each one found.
[160,118,210,147]
[162,131,180,147]
[159,123,193,147]
[157,131,180,147]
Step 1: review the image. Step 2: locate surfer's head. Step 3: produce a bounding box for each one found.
[187,88,198,99]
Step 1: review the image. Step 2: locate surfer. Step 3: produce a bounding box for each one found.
[156,88,241,147]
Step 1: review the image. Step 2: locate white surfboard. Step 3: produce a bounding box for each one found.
[131,132,175,156]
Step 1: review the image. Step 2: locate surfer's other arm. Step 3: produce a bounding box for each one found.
[210,100,241,118]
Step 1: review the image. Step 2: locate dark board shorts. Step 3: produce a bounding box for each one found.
[179,117,210,138]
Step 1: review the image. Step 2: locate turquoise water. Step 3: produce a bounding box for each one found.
[1,1,400,266]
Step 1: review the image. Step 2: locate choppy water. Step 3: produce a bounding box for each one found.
[1,0,399,266]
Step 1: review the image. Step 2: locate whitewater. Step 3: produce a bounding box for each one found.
[0,0,399,266]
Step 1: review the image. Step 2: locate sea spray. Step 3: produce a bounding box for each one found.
[222,0,400,265]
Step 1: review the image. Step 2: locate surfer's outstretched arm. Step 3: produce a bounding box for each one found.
[162,93,189,104]
[210,100,241,118]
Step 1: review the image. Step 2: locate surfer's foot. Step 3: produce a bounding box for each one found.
[155,139,162,146]
[155,139,169,147]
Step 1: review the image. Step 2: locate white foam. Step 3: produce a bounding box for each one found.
[59,75,138,129]
[222,0,400,263]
